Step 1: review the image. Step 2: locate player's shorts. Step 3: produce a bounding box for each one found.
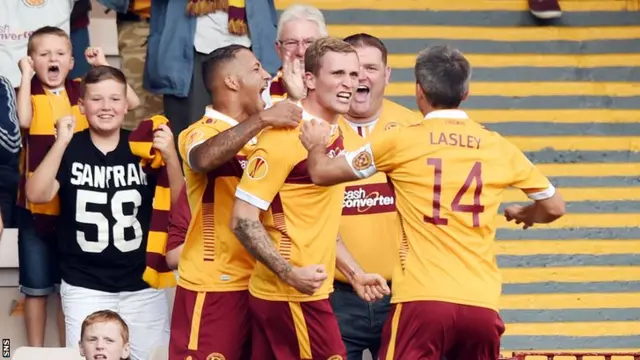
[169,286,251,360]
[249,294,347,360]
[379,300,505,360]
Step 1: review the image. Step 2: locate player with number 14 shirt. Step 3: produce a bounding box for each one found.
[299,45,566,360]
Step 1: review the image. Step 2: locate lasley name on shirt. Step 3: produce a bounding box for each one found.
[70,162,148,189]
[342,183,396,216]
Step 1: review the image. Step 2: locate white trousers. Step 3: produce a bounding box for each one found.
[60,280,170,360]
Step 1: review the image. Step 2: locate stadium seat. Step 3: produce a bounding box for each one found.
[11,346,84,360]
[147,344,168,360]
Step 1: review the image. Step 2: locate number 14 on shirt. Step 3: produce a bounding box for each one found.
[424,158,485,228]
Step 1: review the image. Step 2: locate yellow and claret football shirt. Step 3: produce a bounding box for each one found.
[176,107,257,292]
[343,109,555,311]
[235,110,345,302]
[336,99,422,282]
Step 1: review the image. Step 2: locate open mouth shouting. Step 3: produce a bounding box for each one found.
[353,85,370,103]
[336,91,352,104]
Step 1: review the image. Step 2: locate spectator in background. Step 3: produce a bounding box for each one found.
[264,4,328,106]
[69,0,93,79]
[78,310,131,360]
[0,75,20,236]
[142,0,279,140]
[0,0,74,88]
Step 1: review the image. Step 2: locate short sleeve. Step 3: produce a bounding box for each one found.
[166,185,191,251]
[235,131,295,211]
[178,122,225,170]
[343,126,401,179]
[505,140,555,200]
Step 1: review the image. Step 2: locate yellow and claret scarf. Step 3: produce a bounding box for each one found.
[269,68,288,102]
[18,77,86,236]
[186,0,248,36]
[129,115,176,289]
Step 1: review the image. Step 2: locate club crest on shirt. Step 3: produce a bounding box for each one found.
[206,353,226,360]
[352,151,372,171]
[327,356,344,360]
[246,156,268,180]
[384,122,399,130]
[22,0,45,8]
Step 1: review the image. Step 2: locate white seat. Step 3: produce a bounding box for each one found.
[147,344,168,360]
[11,346,84,360]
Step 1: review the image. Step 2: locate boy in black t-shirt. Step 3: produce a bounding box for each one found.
[26,66,183,360]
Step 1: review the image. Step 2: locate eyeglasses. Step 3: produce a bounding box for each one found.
[278,38,315,51]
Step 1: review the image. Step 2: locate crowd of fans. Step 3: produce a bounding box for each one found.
[0,1,565,360]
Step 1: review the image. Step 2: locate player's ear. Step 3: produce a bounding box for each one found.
[304,72,316,91]
[224,74,239,91]
[69,56,75,71]
[461,90,469,101]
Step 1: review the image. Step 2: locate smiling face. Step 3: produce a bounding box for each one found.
[349,45,390,119]
[80,79,128,135]
[29,33,74,89]
[305,51,360,115]
[79,321,130,360]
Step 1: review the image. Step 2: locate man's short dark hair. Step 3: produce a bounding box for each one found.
[415,45,471,108]
[81,65,127,96]
[202,44,251,94]
[343,33,388,65]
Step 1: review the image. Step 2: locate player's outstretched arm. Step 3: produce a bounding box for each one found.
[336,236,390,302]
[189,101,301,173]
[231,199,328,295]
[299,120,363,186]
[25,116,74,204]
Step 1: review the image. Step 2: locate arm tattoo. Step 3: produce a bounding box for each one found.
[191,115,263,173]
[336,237,361,283]
[233,218,293,280]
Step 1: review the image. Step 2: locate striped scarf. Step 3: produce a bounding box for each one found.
[129,115,176,289]
[18,77,87,236]
[186,0,247,36]
[269,68,287,101]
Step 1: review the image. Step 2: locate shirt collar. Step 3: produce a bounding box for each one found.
[424,109,469,120]
[298,102,339,136]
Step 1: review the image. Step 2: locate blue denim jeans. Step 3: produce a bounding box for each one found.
[330,281,392,360]
[16,207,60,296]
[69,26,92,80]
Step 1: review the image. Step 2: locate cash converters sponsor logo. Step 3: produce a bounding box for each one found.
[0,26,33,41]
[342,183,396,216]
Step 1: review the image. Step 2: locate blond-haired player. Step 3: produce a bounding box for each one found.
[231,37,390,360]
[300,45,565,360]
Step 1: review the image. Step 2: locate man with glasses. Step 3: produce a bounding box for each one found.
[264,4,328,105]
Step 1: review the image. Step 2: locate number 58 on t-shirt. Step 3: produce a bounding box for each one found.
[75,189,144,253]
